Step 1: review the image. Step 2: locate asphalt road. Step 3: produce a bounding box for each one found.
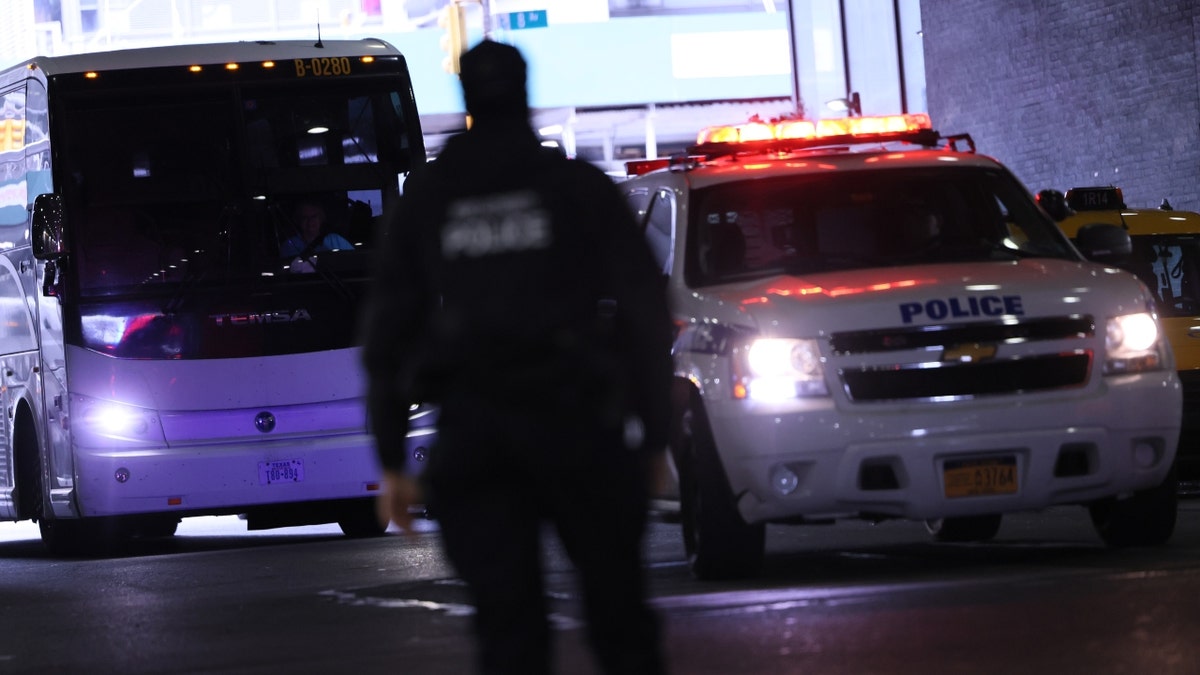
[2,500,1199,674]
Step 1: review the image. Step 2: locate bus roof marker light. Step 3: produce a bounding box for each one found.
[188,65,202,73]
[361,56,375,64]
[262,61,276,69]
[84,71,99,79]
[225,63,239,71]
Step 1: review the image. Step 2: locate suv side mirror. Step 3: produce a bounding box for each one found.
[1073,223,1131,264]
[1036,189,1073,221]
[32,193,66,260]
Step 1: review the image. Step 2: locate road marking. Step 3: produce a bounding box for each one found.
[319,588,475,616]
[318,586,585,630]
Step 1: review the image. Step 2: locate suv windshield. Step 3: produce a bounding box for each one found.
[58,78,417,298]
[687,166,1079,286]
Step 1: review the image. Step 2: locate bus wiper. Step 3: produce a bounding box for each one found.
[163,265,209,314]
[162,202,240,313]
[293,249,356,301]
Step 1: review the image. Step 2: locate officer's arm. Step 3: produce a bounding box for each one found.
[361,181,432,472]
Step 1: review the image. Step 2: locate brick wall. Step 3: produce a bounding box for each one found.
[921,0,1200,210]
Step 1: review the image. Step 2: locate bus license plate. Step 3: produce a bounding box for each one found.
[943,457,1017,498]
[259,459,304,485]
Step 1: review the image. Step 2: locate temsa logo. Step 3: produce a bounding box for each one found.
[209,309,313,326]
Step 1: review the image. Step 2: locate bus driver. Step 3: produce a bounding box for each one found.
[281,200,354,257]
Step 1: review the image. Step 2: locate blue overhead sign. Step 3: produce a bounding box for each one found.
[497,10,548,31]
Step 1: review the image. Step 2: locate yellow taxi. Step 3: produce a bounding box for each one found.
[1044,186,1200,490]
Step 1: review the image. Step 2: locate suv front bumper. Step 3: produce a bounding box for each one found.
[705,371,1181,524]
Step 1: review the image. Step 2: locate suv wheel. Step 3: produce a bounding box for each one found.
[925,514,1002,542]
[673,391,765,580]
[1089,467,1178,547]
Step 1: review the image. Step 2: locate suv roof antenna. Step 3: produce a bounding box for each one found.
[315,10,325,48]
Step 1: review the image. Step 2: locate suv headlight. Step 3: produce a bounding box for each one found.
[1104,312,1165,374]
[733,338,829,401]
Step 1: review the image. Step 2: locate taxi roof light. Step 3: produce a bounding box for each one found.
[1065,186,1126,212]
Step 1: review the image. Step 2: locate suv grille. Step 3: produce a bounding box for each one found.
[832,317,1094,402]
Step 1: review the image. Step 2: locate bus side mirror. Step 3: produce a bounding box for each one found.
[32,193,66,260]
[1074,223,1132,264]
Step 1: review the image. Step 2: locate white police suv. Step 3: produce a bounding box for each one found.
[622,113,1182,580]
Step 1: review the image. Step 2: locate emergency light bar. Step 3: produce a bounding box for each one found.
[695,113,933,146]
[625,113,956,177]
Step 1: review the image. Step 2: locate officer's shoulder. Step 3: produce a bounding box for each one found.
[542,150,615,186]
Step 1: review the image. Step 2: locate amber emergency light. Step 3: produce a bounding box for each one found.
[695,112,933,146]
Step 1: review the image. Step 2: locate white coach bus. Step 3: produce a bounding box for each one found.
[0,39,427,553]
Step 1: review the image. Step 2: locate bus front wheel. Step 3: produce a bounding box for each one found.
[338,497,388,537]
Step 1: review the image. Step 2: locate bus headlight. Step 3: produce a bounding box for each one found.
[70,394,167,448]
[1104,312,1165,374]
[734,338,828,400]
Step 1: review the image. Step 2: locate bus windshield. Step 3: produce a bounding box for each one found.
[56,74,420,297]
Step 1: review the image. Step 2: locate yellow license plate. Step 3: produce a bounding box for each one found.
[943,457,1017,498]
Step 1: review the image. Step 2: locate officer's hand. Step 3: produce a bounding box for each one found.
[647,448,674,498]
[379,470,422,535]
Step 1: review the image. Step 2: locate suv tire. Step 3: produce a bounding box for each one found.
[925,514,1002,542]
[1089,466,1178,547]
[673,389,765,580]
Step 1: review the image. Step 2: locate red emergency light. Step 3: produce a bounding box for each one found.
[625,158,671,176]
[625,155,706,177]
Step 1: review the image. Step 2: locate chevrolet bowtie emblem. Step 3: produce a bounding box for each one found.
[942,342,997,363]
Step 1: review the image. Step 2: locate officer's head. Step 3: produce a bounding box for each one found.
[459,40,528,122]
